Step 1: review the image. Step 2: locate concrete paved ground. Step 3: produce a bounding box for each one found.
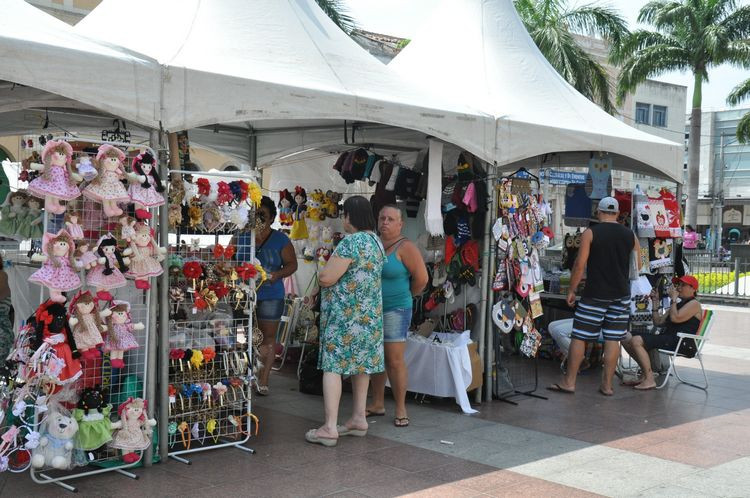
[3,303,748,497]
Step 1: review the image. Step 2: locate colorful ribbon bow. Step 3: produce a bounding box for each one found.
[202,347,216,362]
[196,178,211,196]
[189,349,204,369]
[169,349,185,361]
[216,181,234,205]
[213,244,236,260]
[236,262,258,281]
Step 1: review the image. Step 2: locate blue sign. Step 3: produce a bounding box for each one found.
[511,169,587,185]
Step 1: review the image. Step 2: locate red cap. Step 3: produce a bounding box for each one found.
[672,275,699,291]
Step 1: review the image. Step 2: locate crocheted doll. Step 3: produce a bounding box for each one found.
[73,387,113,451]
[68,290,109,360]
[109,397,156,464]
[83,144,132,218]
[103,301,142,369]
[124,222,165,290]
[31,300,82,386]
[17,195,44,240]
[0,190,28,239]
[128,152,165,220]
[278,189,294,226]
[29,229,82,303]
[27,140,82,215]
[86,234,130,301]
[64,210,84,240]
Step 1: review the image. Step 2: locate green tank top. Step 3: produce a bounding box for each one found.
[381,240,412,311]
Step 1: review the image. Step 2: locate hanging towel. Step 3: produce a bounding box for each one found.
[425,139,444,236]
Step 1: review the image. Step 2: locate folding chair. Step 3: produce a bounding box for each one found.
[656,309,714,390]
[272,297,303,371]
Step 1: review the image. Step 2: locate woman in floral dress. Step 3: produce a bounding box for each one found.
[305,196,386,447]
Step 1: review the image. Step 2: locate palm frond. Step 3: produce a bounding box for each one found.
[720,5,750,41]
[616,45,691,104]
[315,0,356,34]
[609,29,680,65]
[563,4,629,44]
[727,78,750,106]
[737,112,750,144]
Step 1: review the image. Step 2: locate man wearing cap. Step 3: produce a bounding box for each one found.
[549,197,640,396]
[621,275,703,390]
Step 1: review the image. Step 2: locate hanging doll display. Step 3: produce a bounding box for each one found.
[277,188,294,226]
[128,152,165,220]
[68,291,109,360]
[0,190,28,239]
[289,186,308,240]
[86,234,130,301]
[28,140,82,215]
[83,144,131,218]
[103,301,143,369]
[29,229,82,303]
[124,222,166,290]
[64,210,84,240]
[109,397,156,463]
[18,195,45,240]
[31,300,82,386]
[73,387,113,451]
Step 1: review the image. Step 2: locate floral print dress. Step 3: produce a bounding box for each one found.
[319,231,386,375]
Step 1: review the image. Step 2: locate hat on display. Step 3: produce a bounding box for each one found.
[597,197,619,213]
[672,275,699,291]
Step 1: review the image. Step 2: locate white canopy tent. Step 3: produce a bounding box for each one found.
[389,0,684,182]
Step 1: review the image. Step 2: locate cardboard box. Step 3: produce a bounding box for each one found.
[466,342,483,392]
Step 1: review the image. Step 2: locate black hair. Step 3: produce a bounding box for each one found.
[134,152,164,193]
[223,165,240,171]
[259,196,277,223]
[343,195,376,231]
[97,237,128,275]
[685,225,694,232]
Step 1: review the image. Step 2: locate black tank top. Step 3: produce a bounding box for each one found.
[665,297,701,335]
[582,222,634,299]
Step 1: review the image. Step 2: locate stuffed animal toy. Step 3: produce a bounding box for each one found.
[31,408,79,470]
[27,140,82,215]
[29,229,82,303]
[316,247,331,266]
[68,290,109,360]
[103,301,143,369]
[307,190,325,222]
[128,152,165,220]
[83,144,135,218]
[73,387,113,451]
[324,190,341,218]
[278,189,294,226]
[307,223,320,242]
[16,194,44,240]
[124,222,166,290]
[109,398,156,464]
[302,245,315,262]
[0,190,28,239]
[86,234,130,301]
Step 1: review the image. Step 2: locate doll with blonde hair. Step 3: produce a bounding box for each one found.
[68,290,110,360]
[29,229,82,302]
[28,140,82,214]
[64,209,84,240]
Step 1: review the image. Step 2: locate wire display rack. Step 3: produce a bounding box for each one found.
[11,139,158,492]
[164,169,258,464]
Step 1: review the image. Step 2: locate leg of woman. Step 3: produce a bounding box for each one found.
[384,342,408,423]
[256,319,277,390]
[345,373,370,431]
[367,372,387,415]
[628,336,657,389]
[621,335,645,385]
[317,372,341,438]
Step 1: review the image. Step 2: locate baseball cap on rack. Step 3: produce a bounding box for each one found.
[597,197,619,213]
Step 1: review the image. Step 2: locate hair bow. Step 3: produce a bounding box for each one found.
[229,377,243,388]
[209,282,230,299]
[201,347,216,362]
[190,349,204,369]
[24,431,40,450]
[169,287,185,303]
[194,288,218,311]
[216,181,233,205]
[1,425,19,444]
[169,349,185,361]
[248,182,262,207]
[182,384,198,397]
[236,263,258,281]
[213,244,236,260]
[196,178,211,196]
[168,384,177,397]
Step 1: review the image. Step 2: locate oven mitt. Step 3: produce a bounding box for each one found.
[492,299,515,334]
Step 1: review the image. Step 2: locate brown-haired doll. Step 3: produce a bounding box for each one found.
[29,229,82,302]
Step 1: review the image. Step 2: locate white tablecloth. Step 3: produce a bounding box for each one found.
[391,330,478,414]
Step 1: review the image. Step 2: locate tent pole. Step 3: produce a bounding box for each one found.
[479,162,498,403]
[248,126,257,172]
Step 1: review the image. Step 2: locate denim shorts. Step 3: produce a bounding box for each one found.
[383,308,412,343]
[256,299,285,321]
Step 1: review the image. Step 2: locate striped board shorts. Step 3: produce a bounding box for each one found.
[571,296,631,342]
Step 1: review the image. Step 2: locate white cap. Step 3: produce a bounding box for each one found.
[597,197,619,213]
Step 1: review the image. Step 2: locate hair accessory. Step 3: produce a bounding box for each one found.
[189,349,204,369]
[216,181,233,205]
[177,421,191,449]
[213,382,227,406]
[212,244,236,260]
[201,347,216,363]
[206,418,219,443]
[168,422,178,448]
[196,178,211,197]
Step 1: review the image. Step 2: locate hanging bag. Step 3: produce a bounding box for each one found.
[633,186,655,238]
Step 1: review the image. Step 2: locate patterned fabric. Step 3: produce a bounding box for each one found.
[0,297,13,361]
[83,170,129,202]
[571,296,631,342]
[28,164,81,200]
[318,231,386,375]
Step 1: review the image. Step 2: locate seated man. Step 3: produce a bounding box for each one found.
[548,318,601,371]
[621,275,703,390]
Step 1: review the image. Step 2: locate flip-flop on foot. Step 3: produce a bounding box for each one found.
[305,429,337,447]
[394,417,410,428]
[337,425,367,437]
[547,383,575,394]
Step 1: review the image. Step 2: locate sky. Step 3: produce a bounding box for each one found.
[343,0,750,112]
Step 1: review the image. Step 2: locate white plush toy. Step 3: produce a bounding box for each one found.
[32,409,79,470]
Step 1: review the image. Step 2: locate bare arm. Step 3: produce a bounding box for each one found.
[567,229,591,306]
[318,256,352,288]
[270,242,298,283]
[398,241,429,296]
[668,299,702,324]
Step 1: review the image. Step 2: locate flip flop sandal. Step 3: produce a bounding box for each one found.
[305,429,337,447]
[365,409,385,417]
[394,417,410,428]
[546,383,575,394]
[337,425,367,437]
[255,384,269,396]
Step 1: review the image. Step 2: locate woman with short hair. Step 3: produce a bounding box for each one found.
[305,196,386,447]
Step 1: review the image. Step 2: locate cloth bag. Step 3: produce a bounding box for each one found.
[634,186,655,238]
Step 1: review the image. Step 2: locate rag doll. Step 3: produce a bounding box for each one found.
[28,140,82,215]
[119,216,137,242]
[31,407,79,470]
[83,144,132,218]
[278,189,294,226]
[68,291,109,360]
[124,222,166,290]
[0,191,28,239]
[128,152,165,220]
[30,300,82,386]
[75,243,98,270]
[103,301,142,369]
[64,210,84,240]
[109,397,156,464]
[73,387,113,451]
[18,195,45,240]
[289,186,308,240]
[75,154,98,182]
[86,234,130,301]
[29,229,82,302]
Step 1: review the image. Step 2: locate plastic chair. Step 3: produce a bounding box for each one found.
[656,310,714,390]
[272,297,303,371]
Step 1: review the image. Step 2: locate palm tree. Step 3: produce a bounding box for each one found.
[611,0,750,227]
[514,0,629,113]
[728,79,750,143]
[315,0,356,34]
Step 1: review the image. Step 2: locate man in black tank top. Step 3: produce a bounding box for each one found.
[549,197,640,396]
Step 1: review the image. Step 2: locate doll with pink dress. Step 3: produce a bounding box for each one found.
[83,144,133,218]
[128,152,165,220]
[75,243,98,270]
[68,290,110,360]
[103,301,143,369]
[109,398,155,463]
[119,216,136,243]
[28,140,82,215]
[29,229,82,303]
[86,234,130,301]
[124,223,166,290]
[65,210,84,240]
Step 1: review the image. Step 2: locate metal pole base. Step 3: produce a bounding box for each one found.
[38,473,77,493]
[114,468,139,479]
[168,454,191,465]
